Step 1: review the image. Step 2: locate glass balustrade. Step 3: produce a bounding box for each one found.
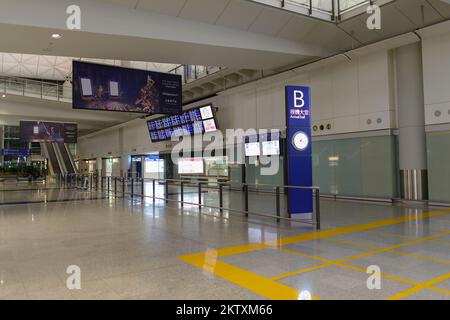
[247,0,390,20]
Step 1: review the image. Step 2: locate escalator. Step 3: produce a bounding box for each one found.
[55,143,76,174]
[41,142,78,176]
[41,142,62,176]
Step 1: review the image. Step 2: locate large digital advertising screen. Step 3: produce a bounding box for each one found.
[72,61,182,115]
[147,104,218,142]
[20,121,78,143]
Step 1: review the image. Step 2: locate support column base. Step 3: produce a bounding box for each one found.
[400,169,428,201]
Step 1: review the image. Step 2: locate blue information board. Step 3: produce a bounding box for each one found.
[1,149,31,156]
[285,86,313,214]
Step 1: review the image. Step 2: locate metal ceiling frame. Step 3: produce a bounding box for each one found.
[244,0,398,23]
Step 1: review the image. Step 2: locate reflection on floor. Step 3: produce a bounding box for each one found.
[0,182,449,300]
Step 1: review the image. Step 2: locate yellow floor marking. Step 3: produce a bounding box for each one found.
[270,263,333,281]
[387,272,450,300]
[427,238,450,247]
[178,251,320,300]
[178,209,450,300]
[362,228,450,251]
[269,230,450,298]
[265,209,450,248]
[427,286,450,296]
[389,250,450,266]
[325,237,380,250]
[275,248,418,286]
[364,228,450,248]
[326,236,450,266]
[191,209,450,260]
[406,224,448,233]
[363,229,416,239]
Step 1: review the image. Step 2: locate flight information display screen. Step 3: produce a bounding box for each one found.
[244,131,281,157]
[147,104,217,142]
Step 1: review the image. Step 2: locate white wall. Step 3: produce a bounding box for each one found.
[78,49,395,160]
[422,30,450,125]
[309,51,394,136]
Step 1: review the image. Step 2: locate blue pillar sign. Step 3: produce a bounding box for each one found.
[285,86,313,214]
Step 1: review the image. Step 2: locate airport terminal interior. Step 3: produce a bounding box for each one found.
[1,0,450,301]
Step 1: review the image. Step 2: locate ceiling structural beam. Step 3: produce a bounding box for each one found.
[191,87,205,95]
[201,82,216,92]
[0,0,329,70]
[237,69,260,78]
[224,73,243,84]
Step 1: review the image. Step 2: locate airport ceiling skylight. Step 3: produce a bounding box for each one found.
[248,0,393,21]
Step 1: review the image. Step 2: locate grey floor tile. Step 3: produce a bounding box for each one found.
[284,239,371,261]
[0,183,449,300]
[278,266,413,300]
[345,252,450,283]
[220,248,323,278]
[402,289,450,300]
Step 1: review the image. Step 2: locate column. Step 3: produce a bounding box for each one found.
[121,155,129,178]
[396,42,428,201]
[96,157,103,177]
[0,125,4,167]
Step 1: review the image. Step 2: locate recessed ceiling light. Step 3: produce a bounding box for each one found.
[51,34,62,39]
[1,94,5,98]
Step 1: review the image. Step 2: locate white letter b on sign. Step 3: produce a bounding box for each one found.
[293,90,305,108]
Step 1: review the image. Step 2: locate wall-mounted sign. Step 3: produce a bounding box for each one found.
[73,61,182,115]
[285,86,313,215]
[19,121,78,143]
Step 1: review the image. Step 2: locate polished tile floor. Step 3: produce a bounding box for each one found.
[0,182,449,300]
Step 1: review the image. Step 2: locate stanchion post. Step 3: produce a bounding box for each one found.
[152,179,155,203]
[114,177,117,197]
[198,182,202,210]
[122,178,125,197]
[131,178,134,198]
[315,188,321,230]
[276,187,281,223]
[180,181,184,207]
[244,184,249,217]
[219,184,223,214]
[165,180,169,203]
[141,178,144,199]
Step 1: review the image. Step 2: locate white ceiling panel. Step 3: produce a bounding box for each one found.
[99,0,138,8]
[137,0,187,16]
[373,5,418,38]
[215,0,263,30]
[394,0,443,27]
[178,0,230,24]
[303,23,354,51]
[248,8,292,36]
[427,0,450,18]
[339,16,385,45]
[277,15,320,42]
